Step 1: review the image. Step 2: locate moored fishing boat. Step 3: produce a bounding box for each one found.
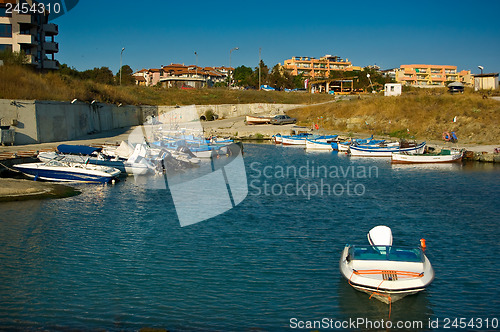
[272,134,283,144]
[305,139,334,150]
[391,148,463,164]
[340,226,434,304]
[14,160,121,183]
[349,141,426,157]
[280,133,313,146]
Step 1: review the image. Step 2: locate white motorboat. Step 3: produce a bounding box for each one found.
[38,144,151,176]
[391,148,463,164]
[340,225,434,304]
[14,160,121,183]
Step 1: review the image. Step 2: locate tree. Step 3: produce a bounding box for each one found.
[233,65,253,87]
[116,65,134,85]
[268,64,294,90]
[59,63,81,78]
[247,60,269,88]
[0,50,29,66]
[81,67,115,85]
[293,73,305,89]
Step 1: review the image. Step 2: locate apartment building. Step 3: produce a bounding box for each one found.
[395,64,472,87]
[0,0,59,70]
[283,54,353,79]
[133,64,226,88]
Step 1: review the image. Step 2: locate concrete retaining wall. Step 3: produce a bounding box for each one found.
[0,99,302,145]
[157,103,302,122]
[0,99,143,144]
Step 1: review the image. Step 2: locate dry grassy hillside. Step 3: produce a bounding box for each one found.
[0,65,334,106]
[287,92,500,144]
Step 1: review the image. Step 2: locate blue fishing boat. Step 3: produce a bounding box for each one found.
[349,141,426,157]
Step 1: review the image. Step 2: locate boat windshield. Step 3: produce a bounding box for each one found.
[349,245,424,263]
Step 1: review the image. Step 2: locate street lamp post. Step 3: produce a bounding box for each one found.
[228,47,239,88]
[119,47,125,85]
[195,51,198,77]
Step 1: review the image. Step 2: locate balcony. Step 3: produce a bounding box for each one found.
[43,23,58,36]
[39,59,59,70]
[43,41,58,53]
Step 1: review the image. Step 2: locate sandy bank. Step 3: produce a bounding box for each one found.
[0,178,80,202]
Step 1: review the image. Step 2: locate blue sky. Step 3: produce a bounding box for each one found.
[53,0,500,75]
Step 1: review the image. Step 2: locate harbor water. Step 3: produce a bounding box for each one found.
[0,143,499,331]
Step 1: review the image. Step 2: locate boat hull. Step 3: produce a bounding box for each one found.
[38,151,149,175]
[14,163,120,183]
[350,142,426,157]
[245,115,271,125]
[391,150,463,164]
[339,245,434,304]
[281,137,306,146]
[305,139,333,150]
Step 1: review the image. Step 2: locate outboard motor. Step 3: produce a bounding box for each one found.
[367,225,393,254]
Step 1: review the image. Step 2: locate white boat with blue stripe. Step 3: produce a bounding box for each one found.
[14,160,121,183]
[349,141,426,157]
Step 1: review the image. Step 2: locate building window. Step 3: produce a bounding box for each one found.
[0,44,13,52]
[0,24,12,38]
[0,6,12,17]
[19,23,32,35]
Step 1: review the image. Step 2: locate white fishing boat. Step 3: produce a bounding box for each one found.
[305,139,333,150]
[273,134,283,144]
[338,142,350,152]
[14,160,121,183]
[391,149,463,164]
[349,142,426,157]
[245,115,271,125]
[280,136,306,146]
[340,226,434,304]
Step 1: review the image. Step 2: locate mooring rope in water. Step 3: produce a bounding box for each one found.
[0,162,21,173]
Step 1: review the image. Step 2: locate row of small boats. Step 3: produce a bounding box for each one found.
[13,136,235,184]
[273,133,463,163]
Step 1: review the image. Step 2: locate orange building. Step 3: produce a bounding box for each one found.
[283,55,353,79]
[395,65,472,87]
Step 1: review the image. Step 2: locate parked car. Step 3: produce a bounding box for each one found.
[271,114,297,125]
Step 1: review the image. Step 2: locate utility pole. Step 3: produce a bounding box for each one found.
[119,47,125,85]
[259,48,262,90]
[229,47,238,88]
[195,51,198,77]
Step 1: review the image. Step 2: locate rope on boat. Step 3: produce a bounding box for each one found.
[353,269,424,279]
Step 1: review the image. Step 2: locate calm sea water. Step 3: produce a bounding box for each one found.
[0,144,499,331]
